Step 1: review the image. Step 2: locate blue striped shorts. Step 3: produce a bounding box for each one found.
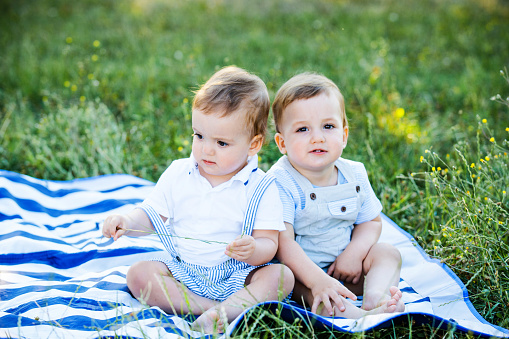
[155,256,268,302]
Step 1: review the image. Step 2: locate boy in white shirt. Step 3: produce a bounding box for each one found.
[102,66,294,333]
[269,72,404,318]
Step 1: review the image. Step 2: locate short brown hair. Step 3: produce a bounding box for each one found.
[193,66,270,141]
[272,72,347,133]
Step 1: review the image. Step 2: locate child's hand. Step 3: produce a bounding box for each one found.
[102,214,130,241]
[327,250,364,284]
[310,274,357,315]
[225,235,256,262]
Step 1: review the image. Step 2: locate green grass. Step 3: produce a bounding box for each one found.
[1,0,508,337]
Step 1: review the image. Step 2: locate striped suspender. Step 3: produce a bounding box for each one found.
[241,173,276,236]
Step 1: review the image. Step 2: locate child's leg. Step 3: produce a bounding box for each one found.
[192,264,294,333]
[293,279,401,318]
[127,261,218,315]
[358,242,404,311]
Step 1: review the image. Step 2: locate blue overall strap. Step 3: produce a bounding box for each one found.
[241,173,276,236]
[138,203,179,257]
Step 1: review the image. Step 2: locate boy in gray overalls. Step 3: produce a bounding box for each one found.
[268,73,405,318]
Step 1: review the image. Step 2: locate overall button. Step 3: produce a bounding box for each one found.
[341,206,347,212]
[175,256,181,262]
[310,193,316,200]
[356,185,361,193]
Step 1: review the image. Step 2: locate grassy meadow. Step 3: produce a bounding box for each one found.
[1,0,508,337]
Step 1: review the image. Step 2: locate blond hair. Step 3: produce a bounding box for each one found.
[193,66,270,141]
[272,72,347,133]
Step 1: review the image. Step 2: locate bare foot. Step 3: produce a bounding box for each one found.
[362,285,405,312]
[192,308,225,334]
[388,286,405,312]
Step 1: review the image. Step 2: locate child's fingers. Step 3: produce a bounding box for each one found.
[102,216,115,238]
[114,226,126,241]
[330,293,346,313]
[311,296,323,314]
[231,235,253,247]
[312,295,334,316]
[340,285,357,301]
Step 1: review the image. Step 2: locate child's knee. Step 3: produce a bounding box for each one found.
[273,264,295,292]
[127,261,154,298]
[372,243,401,264]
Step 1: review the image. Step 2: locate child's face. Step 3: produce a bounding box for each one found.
[275,92,348,179]
[192,108,262,187]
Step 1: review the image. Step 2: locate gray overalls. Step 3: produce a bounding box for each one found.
[276,156,366,269]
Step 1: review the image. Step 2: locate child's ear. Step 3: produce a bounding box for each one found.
[248,134,263,156]
[342,126,349,149]
[274,133,287,154]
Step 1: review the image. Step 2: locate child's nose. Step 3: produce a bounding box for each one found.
[202,141,214,155]
[310,130,325,143]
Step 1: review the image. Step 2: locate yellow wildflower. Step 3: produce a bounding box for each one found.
[490,137,495,142]
[395,108,405,118]
[420,156,424,163]
[470,163,475,168]
[64,81,70,88]
[80,96,85,102]
[71,85,77,92]
[91,54,99,62]
[485,156,490,161]
[66,37,73,44]
[482,119,487,123]
[93,40,101,48]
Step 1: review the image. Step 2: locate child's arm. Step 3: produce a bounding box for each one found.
[225,229,278,266]
[277,222,357,315]
[327,214,382,283]
[102,208,158,241]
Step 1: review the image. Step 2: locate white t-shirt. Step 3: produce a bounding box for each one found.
[142,154,285,266]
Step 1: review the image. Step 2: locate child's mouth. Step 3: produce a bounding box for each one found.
[311,149,326,153]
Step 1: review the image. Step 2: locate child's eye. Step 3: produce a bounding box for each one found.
[193,133,203,140]
[217,140,228,147]
[324,124,335,130]
[296,127,308,132]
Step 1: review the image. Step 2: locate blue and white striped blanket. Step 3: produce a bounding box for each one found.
[1,170,508,338]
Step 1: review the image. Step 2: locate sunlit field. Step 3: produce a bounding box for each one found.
[1,0,508,336]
